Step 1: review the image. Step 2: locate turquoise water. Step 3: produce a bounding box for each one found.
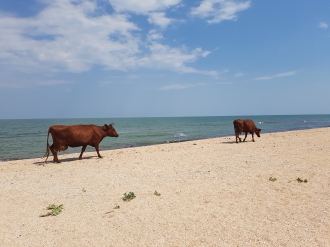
[0,115,330,161]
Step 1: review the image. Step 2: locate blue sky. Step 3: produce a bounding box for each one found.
[0,0,329,119]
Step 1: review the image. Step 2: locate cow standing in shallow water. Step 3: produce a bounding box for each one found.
[233,119,261,143]
[44,123,118,163]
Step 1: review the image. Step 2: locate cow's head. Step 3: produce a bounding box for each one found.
[255,128,261,137]
[102,123,119,137]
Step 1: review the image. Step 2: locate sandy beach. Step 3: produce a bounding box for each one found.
[1,127,329,246]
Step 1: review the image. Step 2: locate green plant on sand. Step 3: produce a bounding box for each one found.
[297,178,308,183]
[40,204,64,217]
[269,177,277,182]
[154,190,161,196]
[123,192,136,201]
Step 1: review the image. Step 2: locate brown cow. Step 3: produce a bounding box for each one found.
[44,123,118,163]
[233,119,261,143]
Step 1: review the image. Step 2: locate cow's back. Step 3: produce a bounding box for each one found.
[233,119,257,133]
[242,119,257,132]
[49,125,102,147]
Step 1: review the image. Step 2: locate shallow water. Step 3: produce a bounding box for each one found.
[0,115,329,161]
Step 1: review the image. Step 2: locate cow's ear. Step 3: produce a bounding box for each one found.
[102,124,109,130]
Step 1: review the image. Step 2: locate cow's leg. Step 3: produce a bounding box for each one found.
[235,132,242,143]
[54,152,60,163]
[95,145,102,158]
[49,144,55,162]
[50,144,60,163]
[251,132,255,142]
[243,132,248,142]
[79,145,87,160]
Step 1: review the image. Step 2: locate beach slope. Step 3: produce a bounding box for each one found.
[1,128,330,246]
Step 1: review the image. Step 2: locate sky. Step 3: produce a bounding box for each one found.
[0,0,329,119]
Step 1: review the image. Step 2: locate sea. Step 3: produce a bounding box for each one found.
[1,115,330,161]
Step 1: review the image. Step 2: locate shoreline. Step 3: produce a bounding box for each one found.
[2,125,330,162]
[1,127,330,246]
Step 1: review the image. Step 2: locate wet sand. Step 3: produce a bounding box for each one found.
[1,128,329,246]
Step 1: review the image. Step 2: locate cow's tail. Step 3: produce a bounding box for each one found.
[43,129,51,162]
[233,121,239,134]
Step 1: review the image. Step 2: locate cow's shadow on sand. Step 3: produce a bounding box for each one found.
[221,140,238,144]
[218,137,237,144]
[33,155,95,165]
[221,140,256,144]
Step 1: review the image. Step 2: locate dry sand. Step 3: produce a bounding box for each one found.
[1,128,330,246]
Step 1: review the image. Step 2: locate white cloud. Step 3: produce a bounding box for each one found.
[255,76,272,80]
[275,71,297,77]
[319,22,328,29]
[147,30,164,41]
[0,67,72,88]
[191,0,251,24]
[0,0,140,73]
[0,0,217,87]
[148,12,174,28]
[159,81,212,90]
[159,83,192,90]
[109,1,180,29]
[234,72,244,77]
[139,43,217,75]
[254,71,297,80]
[108,0,181,14]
